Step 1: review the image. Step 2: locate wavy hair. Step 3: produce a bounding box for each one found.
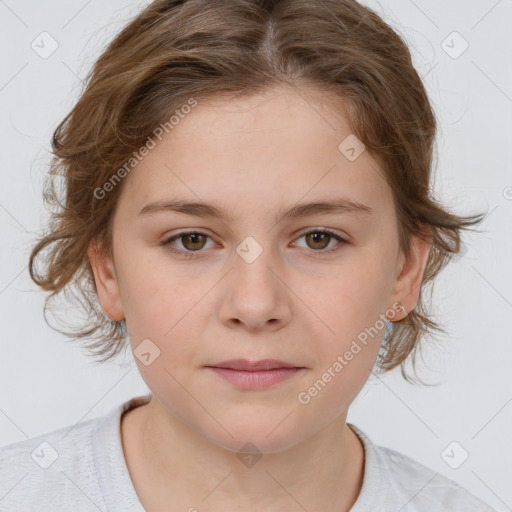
[28,0,487,383]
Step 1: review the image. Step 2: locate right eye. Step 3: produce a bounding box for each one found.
[162,230,217,259]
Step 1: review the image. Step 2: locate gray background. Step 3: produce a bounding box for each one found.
[0,0,511,509]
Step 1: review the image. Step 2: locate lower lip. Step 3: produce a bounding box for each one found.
[206,367,303,389]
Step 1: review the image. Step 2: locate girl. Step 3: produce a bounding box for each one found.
[0,0,496,510]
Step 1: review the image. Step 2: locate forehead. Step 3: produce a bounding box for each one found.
[118,86,392,220]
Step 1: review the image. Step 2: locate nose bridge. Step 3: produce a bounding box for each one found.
[218,232,291,331]
[232,233,278,293]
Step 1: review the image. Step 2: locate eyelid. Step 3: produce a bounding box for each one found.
[294,226,348,239]
[162,228,217,246]
[162,227,350,258]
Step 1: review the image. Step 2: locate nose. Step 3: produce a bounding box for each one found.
[218,242,292,333]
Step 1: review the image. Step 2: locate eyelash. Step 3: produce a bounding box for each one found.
[162,228,350,260]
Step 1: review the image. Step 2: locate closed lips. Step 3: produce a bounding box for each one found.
[206,359,303,371]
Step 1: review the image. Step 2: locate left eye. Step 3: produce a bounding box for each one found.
[292,229,347,252]
[162,229,348,258]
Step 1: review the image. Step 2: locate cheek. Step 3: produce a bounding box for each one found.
[344,243,398,317]
[117,266,205,385]
[295,259,391,343]
[129,310,201,408]
[295,293,383,420]
[290,248,393,390]
[116,249,198,333]
[300,354,376,426]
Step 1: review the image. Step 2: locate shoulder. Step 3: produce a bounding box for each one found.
[0,414,107,512]
[377,444,495,511]
[348,423,496,512]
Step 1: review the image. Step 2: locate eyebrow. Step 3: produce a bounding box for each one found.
[138,197,373,223]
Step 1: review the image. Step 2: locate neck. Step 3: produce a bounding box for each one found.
[121,396,365,512]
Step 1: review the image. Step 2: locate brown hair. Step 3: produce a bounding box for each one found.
[29,0,487,383]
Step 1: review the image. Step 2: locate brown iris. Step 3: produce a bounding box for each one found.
[181,233,208,251]
[305,232,331,250]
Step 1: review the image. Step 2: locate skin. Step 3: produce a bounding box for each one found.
[88,84,431,511]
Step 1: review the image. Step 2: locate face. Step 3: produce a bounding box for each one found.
[89,85,429,453]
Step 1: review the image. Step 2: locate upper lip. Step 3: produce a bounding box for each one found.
[207,359,302,371]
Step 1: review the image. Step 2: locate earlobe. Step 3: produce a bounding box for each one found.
[87,239,125,321]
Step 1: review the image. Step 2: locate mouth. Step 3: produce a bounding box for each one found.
[207,359,303,371]
[204,359,306,389]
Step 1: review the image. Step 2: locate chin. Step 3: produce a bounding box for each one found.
[203,416,305,455]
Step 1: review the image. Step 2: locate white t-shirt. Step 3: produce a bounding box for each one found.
[0,393,495,511]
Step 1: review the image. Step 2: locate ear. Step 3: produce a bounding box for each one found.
[87,238,125,321]
[390,223,432,315]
